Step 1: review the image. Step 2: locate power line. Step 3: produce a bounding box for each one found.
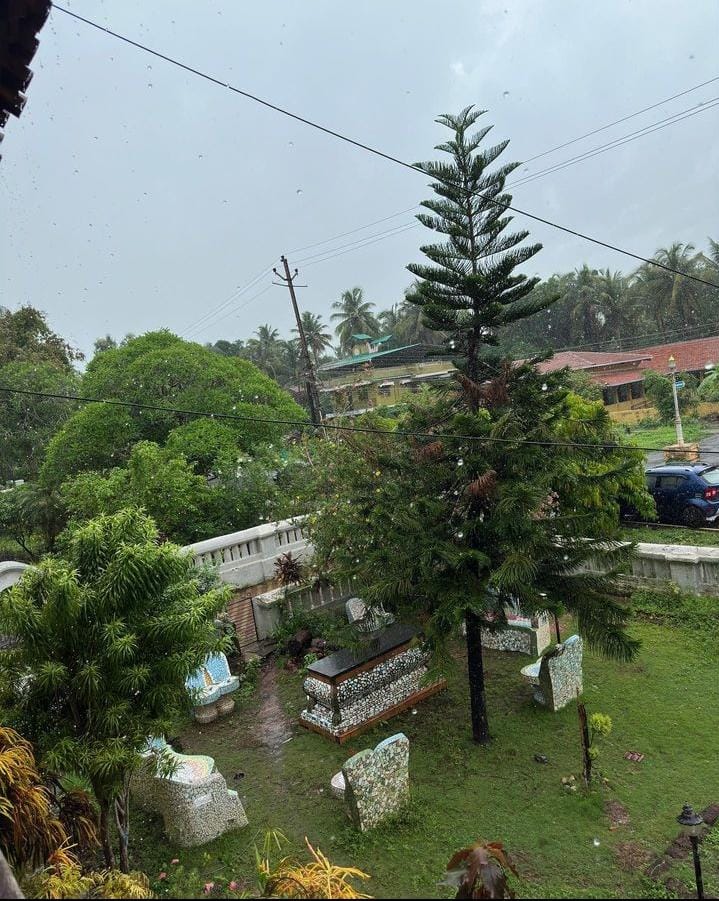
[288,79,719,260]
[288,205,420,255]
[1,383,717,456]
[191,283,274,337]
[511,98,719,189]
[178,263,276,338]
[522,74,719,165]
[294,222,420,266]
[51,4,719,292]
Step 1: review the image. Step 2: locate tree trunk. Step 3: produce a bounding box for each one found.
[577,699,592,788]
[553,613,561,644]
[465,610,491,744]
[114,785,131,874]
[98,800,115,869]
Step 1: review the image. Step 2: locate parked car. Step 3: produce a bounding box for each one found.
[644,463,719,527]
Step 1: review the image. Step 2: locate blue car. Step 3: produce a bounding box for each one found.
[645,463,719,527]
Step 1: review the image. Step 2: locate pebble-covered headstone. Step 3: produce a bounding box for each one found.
[342,733,410,831]
[538,634,583,711]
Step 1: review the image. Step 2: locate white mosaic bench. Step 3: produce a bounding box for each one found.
[132,737,247,847]
[185,652,239,723]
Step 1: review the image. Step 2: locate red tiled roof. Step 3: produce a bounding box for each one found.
[592,371,644,387]
[535,350,651,374]
[632,335,719,375]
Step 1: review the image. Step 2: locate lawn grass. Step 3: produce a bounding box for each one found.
[621,524,719,546]
[620,419,708,451]
[130,617,719,899]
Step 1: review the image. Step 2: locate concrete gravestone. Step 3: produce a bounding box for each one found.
[345,596,395,633]
[521,634,583,712]
[341,733,410,831]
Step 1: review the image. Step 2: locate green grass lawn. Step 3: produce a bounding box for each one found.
[131,620,719,899]
[621,524,719,546]
[620,419,708,451]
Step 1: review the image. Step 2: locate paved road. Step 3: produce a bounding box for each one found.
[645,428,719,468]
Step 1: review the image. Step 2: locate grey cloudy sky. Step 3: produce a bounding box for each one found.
[1,0,717,359]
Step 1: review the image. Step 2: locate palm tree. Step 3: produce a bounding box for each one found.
[245,324,282,378]
[292,312,333,364]
[330,287,379,353]
[596,269,629,347]
[631,242,708,338]
[378,304,401,333]
[566,265,603,347]
[280,338,303,386]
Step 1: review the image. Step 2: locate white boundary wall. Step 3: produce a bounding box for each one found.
[627,541,719,596]
[183,518,312,589]
[181,522,719,598]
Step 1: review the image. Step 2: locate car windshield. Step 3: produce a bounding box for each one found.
[701,467,719,486]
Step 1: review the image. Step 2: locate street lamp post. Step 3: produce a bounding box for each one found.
[677,804,704,900]
[668,355,685,446]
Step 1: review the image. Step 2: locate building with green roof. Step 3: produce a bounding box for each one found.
[318,341,456,417]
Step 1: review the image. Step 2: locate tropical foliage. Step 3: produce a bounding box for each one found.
[331,287,380,353]
[0,509,230,872]
[0,726,79,873]
[256,832,371,899]
[25,863,153,900]
[643,369,699,424]
[305,369,652,742]
[440,839,517,899]
[406,105,546,381]
[292,312,333,363]
[502,240,719,354]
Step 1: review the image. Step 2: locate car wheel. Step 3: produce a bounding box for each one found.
[682,505,705,528]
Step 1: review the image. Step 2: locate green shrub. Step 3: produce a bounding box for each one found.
[271,608,355,652]
[631,585,719,645]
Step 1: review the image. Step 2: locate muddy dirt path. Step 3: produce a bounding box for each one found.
[255,661,293,758]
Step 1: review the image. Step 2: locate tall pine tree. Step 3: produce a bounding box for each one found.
[407,106,551,382]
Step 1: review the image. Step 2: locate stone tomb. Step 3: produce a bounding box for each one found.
[299,624,446,743]
[132,738,247,847]
[481,609,552,657]
[345,596,395,633]
[520,634,583,711]
[341,733,410,831]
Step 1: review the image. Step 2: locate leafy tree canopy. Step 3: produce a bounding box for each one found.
[0,306,82,369]
[60,440,299,544]
[643,369,699,424]
[41,332,306,484]
[306,367,653,730]
[0,508,230,871]
[0,361,80,483]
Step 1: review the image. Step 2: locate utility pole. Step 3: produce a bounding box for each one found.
[273,255,323,426]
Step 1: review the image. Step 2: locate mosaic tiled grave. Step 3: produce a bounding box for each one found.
[342,733,410,831]
[299,624,446,743]
[132,737,248,847]
[520,634,583,711]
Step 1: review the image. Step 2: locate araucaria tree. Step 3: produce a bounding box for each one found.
[0,508,230,872]
[407,106,546,382]
[307,107,653,745]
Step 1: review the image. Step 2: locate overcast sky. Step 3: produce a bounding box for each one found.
[1,0,717,359]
